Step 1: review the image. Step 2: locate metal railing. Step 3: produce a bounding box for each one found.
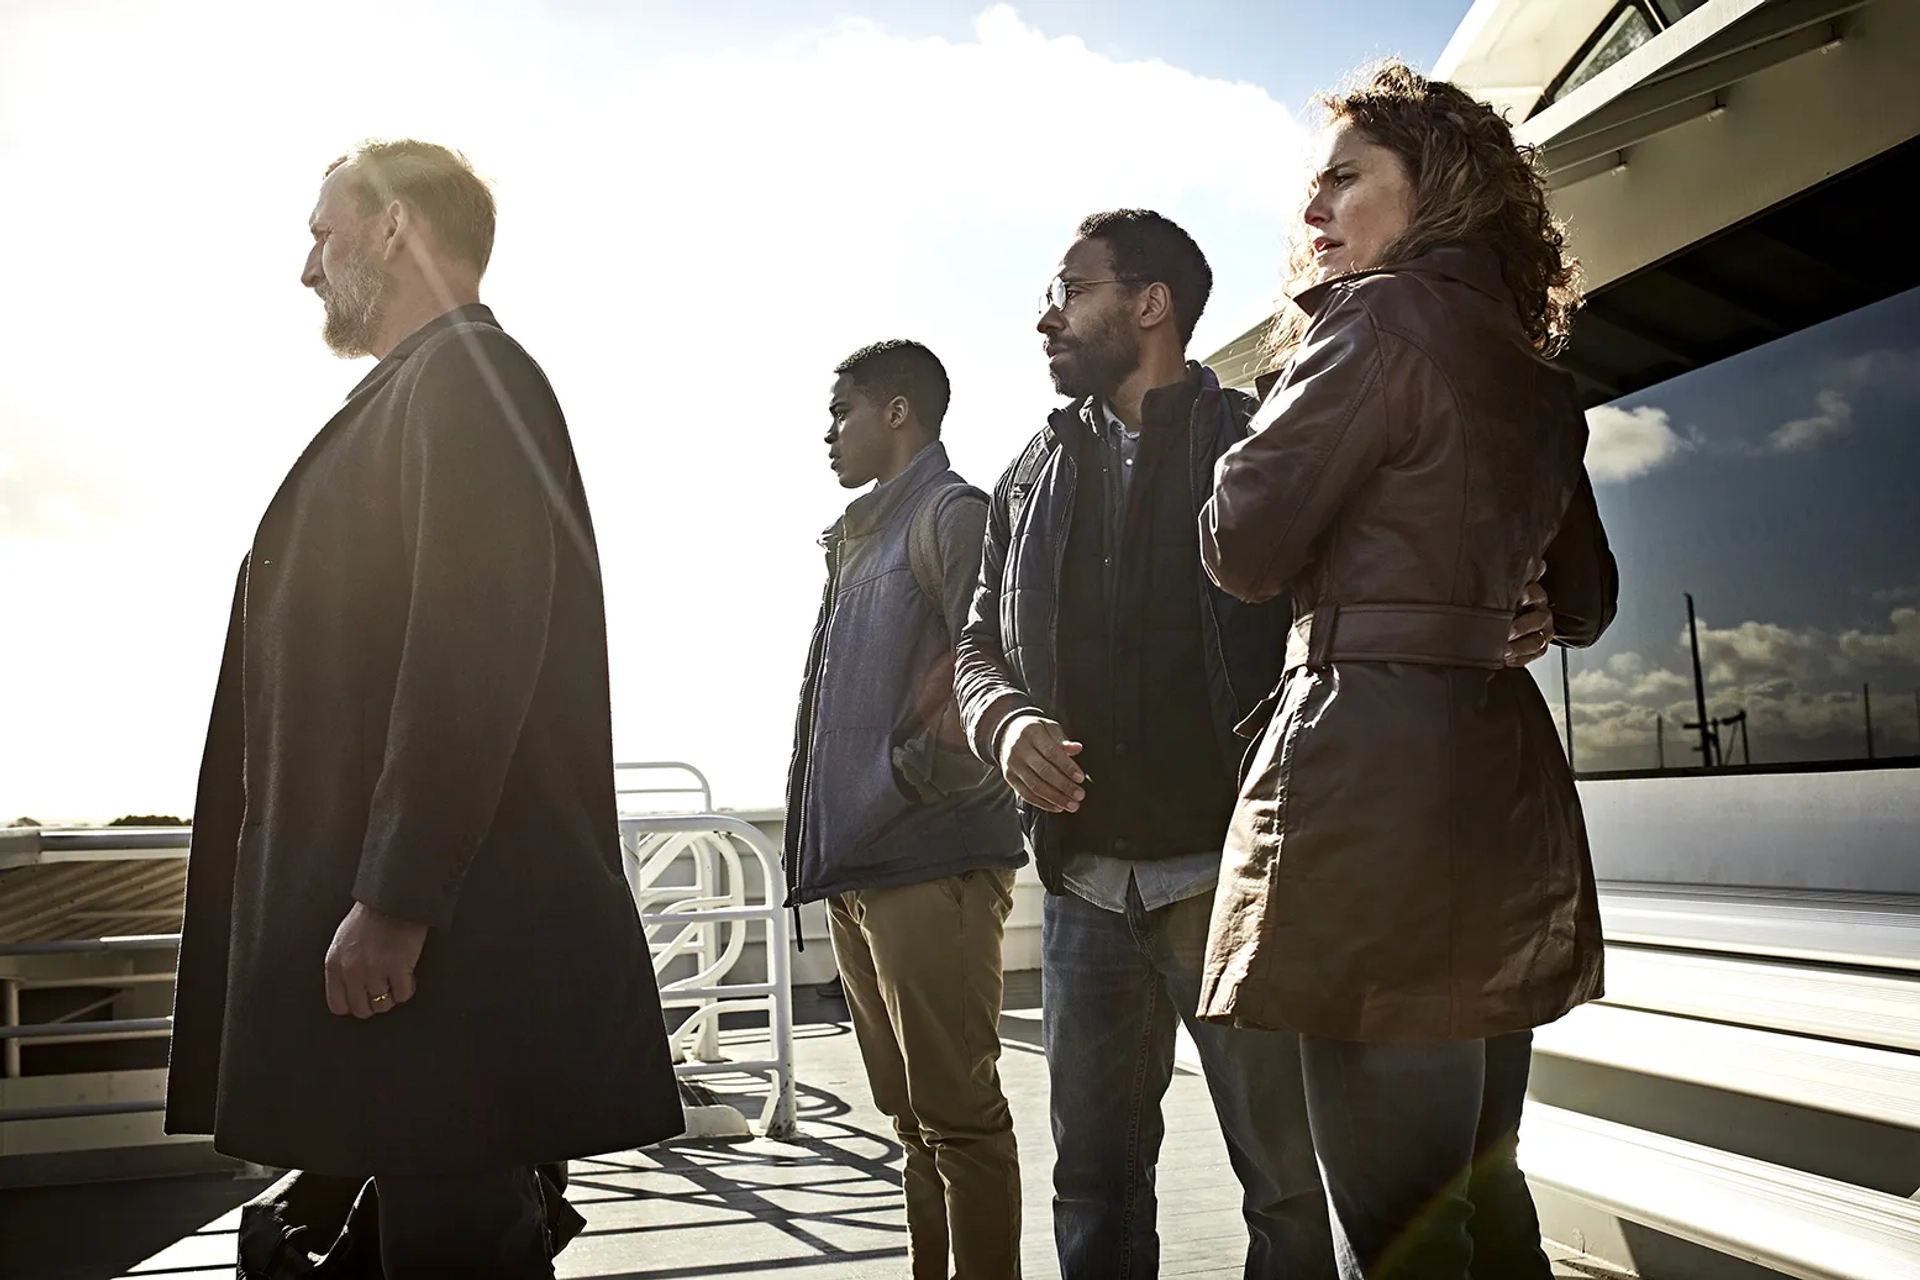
[621,811,797,1137]
[0,829,189,1096]
[615,761,795,1137]
[1,765,798,1139]
[614,760,714,815]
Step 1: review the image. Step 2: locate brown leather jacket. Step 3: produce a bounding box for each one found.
[1196,243,1617,1043]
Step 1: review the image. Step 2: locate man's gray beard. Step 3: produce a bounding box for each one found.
[318,251,389,358]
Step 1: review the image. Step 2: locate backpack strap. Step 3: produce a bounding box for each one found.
[1004,425,1058,536]
[907,481,987,611]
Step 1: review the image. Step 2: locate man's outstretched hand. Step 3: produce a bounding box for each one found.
[1505,561,1555,667]
[325,901,428,1019]
[997,714,1086,813]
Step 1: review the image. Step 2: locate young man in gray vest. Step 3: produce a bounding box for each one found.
[783,339,1027,1279]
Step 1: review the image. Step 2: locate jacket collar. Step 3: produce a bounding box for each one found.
[835,440,951,540]
[345,304,499,400]
[1291,242,1511,318]
[1052,361,1220,441]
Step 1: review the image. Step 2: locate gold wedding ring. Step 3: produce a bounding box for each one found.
[370,991,392,1007]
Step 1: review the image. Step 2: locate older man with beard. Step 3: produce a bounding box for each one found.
[165,139,681,1278]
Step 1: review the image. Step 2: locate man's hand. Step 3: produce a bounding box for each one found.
[324,902,428,1019]
[997,714,1086,813]
[1505,560,1555,668]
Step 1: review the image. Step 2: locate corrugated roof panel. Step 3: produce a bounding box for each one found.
[0,862,186,944]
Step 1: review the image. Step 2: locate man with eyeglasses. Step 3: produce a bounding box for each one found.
[957,211,1560,1277]
[954,209,1335,1278]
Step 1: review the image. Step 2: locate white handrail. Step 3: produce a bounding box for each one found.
[620,812,797,1139]
[3,788,801,1140]
[613,761,714,815]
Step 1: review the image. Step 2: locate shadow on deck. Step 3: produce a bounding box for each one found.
[0,974,1271,1280]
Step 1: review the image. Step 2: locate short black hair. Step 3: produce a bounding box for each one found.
[1074,209,1212,345]
[833,339,952,432]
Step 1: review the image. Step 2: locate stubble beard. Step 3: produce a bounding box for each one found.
[1047,313,1141,403]
[318,245,391,358]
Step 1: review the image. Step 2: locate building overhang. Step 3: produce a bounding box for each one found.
[1209,0,1920,408]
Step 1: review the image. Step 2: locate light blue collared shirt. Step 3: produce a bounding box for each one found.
[1060,848,1223,913]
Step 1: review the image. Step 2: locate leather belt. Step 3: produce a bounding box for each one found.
[1283,602,1512,674]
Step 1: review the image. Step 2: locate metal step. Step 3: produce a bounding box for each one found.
[1599,884,1920,970]
[1600,945,1920,1053]
[1522,1103,1920,1280]
[1534,1003,1920,1130]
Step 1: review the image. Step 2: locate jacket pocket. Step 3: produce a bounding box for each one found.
[811,729,918,859]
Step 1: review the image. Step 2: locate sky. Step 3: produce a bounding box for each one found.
[1544,286,1920,772]
[0,0,1473,821]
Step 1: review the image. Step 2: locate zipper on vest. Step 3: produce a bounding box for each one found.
[790,534,847,943]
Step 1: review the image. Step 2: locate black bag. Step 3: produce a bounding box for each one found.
[236,1165,585,1278]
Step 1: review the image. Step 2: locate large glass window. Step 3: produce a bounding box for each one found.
[1542,3,1660,107]
[1538,286,1920,776]
[1650,0,1709,25]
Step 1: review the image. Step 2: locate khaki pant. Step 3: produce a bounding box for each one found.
[829,868,1022,1279]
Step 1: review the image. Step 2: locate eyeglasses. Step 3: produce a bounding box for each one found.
[1039,276,1144,315]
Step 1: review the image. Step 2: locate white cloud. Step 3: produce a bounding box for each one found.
[1552,609,1920,770]
[1562,678,1913,769]
[1682,609,1920,686]
[1691,617,1830,685]
[1838,607,1920,668]
[1834,346,1920,394]
[1567,650,1690,702]
[1756,344,1920,454]
[1584,403,1689,482]
[1767,387,1852,452]
[0,2,1307,819]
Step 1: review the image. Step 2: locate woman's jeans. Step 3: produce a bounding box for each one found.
[1300,1030,1552,1280]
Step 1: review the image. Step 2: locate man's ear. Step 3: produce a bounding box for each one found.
[1137,281,1175,333]
[380,200,408,261]
[887,394,911,431]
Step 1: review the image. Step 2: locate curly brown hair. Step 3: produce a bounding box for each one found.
[1266,60,1580,365]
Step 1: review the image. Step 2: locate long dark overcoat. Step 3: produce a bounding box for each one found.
[165,305,682,1175]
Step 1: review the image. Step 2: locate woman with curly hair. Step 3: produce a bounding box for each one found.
[1195,62,1619,1278]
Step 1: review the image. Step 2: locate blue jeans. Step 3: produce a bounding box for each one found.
[1301,1031,1551,1280]
[1043,883,1333,1279]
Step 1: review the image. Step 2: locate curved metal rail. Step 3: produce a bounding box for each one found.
[621,812,797,1139]
[614,760,714,815]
